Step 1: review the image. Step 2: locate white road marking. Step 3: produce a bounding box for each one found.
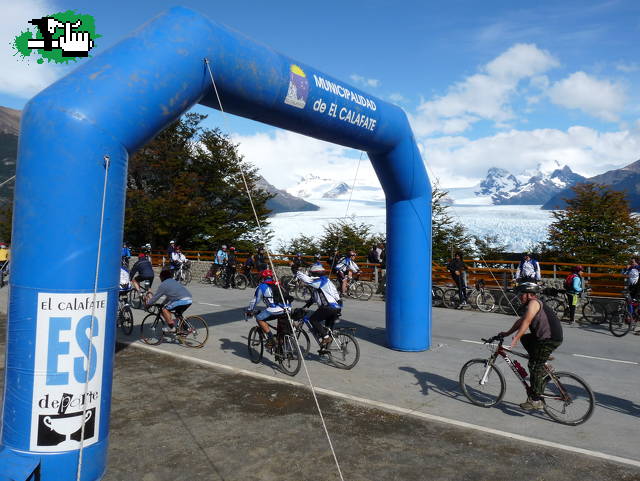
[460,339,483,345]
[125,340,640,470]
[573,354,638,365]
[199,302,220,307]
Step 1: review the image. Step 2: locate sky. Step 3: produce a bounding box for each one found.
[2,0,640,190]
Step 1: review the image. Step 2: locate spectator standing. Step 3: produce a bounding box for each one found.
[564,265,584,325]
[516,253,541,282]
[623,258,640,299]
[167,240,176,259]
[447,252,468,306]
[224,246,238,288]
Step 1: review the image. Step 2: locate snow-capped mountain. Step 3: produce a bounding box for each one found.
[287,173,385,202]
[476,167,521,198]
[471,164,585,205]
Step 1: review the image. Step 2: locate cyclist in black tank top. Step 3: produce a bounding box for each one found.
[499,282,563,411]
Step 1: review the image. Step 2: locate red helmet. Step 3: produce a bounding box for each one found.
[230,246,236,251]
[260,269,274,279]
[573,265,584,272]
[138,253,145,259]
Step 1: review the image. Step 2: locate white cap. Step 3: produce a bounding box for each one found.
[169,240,175,244]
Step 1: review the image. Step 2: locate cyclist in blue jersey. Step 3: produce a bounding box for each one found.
[296,264,342,346]
[246,269,293,347]
[130,253,155,292]
[334,250,360,296]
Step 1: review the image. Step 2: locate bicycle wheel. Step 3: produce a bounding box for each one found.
[179,316,209,348]
[296,285,313,303]
[234,273,248,290]
[542,371,595,426]
[294,327,310,357]
[182,270,192,285]
[140,313,163,345]
[120,305,134,335]
[499,294,522,316]
[474,291,496,312]
[609,311,632,337]
[442,288,460,309]
[579,301,605,325]
[459,359,506,407]
[277,334,301,376]
[353,282,373,301]
[432,286,444,307]
[199,273,212,284]
[326,331,360,369]
[129,289,142,309]
[247,327,264,363]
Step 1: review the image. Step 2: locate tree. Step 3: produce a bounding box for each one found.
[546,183,640,264]
[471,234,509,263]
[125,113,273,250]
[431,185,472,263]
[278,216,385,260]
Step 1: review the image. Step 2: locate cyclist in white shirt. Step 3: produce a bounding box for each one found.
[334,250,360,296]
[297,264,342,346]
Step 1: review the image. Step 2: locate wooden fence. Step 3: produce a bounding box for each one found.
[434,259,628,298]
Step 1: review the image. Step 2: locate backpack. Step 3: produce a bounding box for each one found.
[268,282,294,306]
[564,273,579,293]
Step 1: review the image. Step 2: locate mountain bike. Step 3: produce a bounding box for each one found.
[608,296,640,337]
[334,274,374,301]
[173,260,192,285]
[578,291,609,325]
[200,263,224,285]
[117,290,134,335]
[443,280,495,311]
[0,260,9,288]
[432,285,444,307]
[246,312,301,376]
[291,308,360,369]
[140,304,208,348]
[280,272,313,302]
[459,335,595,426]
[129,279,152,310]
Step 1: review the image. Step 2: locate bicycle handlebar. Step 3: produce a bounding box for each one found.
[482,334,504,345]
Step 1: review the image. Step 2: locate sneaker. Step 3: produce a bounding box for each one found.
[460,301,468,306]
[162,325,176,334]
[519,399,543,410]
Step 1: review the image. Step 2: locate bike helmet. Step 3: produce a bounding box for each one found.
[309,264,325,276]
[260,269,274,279]
[221,245,227,249]
[514,281,540,294]
[573,265,584,272]
[169,240,175,244]
[314,253,321,259]
[138,253,145,259]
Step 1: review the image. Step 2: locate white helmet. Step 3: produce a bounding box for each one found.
[169,240,175,244]
[309,264,325,276]
[221,245,227,249]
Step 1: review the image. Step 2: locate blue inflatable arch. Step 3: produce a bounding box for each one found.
[2,6,431,479]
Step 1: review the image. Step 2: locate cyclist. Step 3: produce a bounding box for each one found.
[312,253,323,268]
[255,247,268,270]
[290,252,308,275]
[296,264,342,347]
[245,269,293,348]
[167,240,176,258]
[145,269,193,333]
[565,265,584,325]
[0,244,9,287]
[334,250,360,296]
[121,242,131,268]
[119,264,131,292]
[170,245,187,272]
[447,252,468,307]
[498,281,563,411]
[224,246,237,288]
[623,258,640,299]
[130,253,155,292]
[515,253,541,283]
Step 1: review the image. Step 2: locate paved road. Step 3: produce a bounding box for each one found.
[0,283,639,477]
[112,282,640,463]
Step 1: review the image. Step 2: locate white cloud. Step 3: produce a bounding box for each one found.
[349,74,380,88]
[413,44,559,136]
[232,130,376,190]
[421,126,640,188]
[0,1,67,98]
[388,93,407,104]
[548,71,625,122]
[616,62,640,73]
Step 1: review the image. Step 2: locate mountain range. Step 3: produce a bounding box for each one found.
[542,159,640,210]
[0,106,316,215]
[476,163,586,205]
